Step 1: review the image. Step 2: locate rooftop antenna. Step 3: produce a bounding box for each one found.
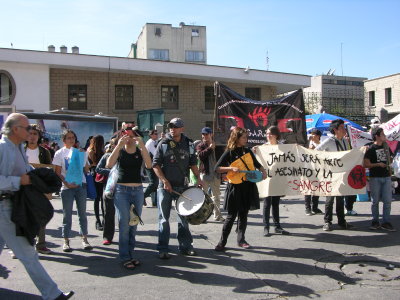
[327,68,332,75]
[266,50,269,71]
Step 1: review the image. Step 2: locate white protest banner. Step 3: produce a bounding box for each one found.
[347,125,372,149]
[255,144,366,197]
[382,114,400,141]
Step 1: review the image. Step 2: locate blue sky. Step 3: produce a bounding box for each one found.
[1,0,399,79]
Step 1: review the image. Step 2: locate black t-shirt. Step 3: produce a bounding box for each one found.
[117,148,143,183]
[364,144,391,177]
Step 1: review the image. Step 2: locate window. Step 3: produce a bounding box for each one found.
[115,85,133,109]
[185,51,205,62]
[385,88,392,104]
[155,27,161,36]
[204,86,215,110]
[192,29,199,37]
[368,91,375,107]
[245,87,261,100]
[0,70,16,105]
[149,49,169,60]
[68,85,87,110]
[161,86,178,109]
[322,79,334,84]
[336,80,346,85]
[352,81,363,86]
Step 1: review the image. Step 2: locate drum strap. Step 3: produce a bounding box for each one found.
[239,156,251,171]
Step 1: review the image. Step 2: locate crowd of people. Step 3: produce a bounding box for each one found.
[0,112,397,299]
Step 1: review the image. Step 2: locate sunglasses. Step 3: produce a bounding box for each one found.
[17,125,33,131]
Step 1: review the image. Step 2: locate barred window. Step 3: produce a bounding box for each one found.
[115,85,133,110]
[161,86,179,109]
[68,85,87,110]
[245,87,261,100]
[204,86,215,110]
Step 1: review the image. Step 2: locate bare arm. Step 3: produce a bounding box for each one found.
[153,165,172,193]
[363,158,386,169]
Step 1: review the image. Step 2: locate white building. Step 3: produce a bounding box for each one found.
[365,73,400,122]
[130,23,207,64]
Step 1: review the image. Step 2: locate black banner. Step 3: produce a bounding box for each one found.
[214,82,307,147]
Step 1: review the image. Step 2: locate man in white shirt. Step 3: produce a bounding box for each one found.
[316,119,354,231]
[143,130,159,206]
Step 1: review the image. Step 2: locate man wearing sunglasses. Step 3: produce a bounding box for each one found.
[0,113,74,299]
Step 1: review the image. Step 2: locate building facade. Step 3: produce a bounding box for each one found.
[303,74,370,124]
[364,73,400,122]
[0,48,310,138]
[131,23,207,64]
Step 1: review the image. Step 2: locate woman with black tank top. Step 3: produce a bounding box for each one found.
[106,127,151,270]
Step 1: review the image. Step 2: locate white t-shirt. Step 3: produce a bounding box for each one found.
[52,147,88,189]
[26,147,40,164]
[145,138,158,156]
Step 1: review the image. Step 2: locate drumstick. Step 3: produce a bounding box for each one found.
[172,190,193,201]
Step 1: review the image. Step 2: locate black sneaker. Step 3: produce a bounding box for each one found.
[312,208,324,215]
[263,227,270,237]
[275,227,290,235]
[305,208,313,216]
[381,223,396,232]
[369,221,381,230]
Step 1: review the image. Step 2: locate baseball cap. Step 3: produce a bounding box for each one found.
[201,127,212,134]
[168,118,184,128]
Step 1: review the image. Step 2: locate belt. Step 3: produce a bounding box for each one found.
[0,193,14,201]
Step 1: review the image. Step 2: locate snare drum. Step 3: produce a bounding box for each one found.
[176,187,214,225]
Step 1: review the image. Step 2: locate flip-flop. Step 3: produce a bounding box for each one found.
[122,260,136,270]
[130,259,141,266]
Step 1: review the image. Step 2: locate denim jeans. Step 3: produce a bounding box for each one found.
[114,184,144,262]
[157,186,193,253]
[0,199,62,300]
[60,184,88,238]
[370,177,392,224]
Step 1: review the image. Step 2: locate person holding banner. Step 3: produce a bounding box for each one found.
[316,119,354,231]
[106,126,152,269]
[53,130,93,252]
[214,127,267,251]
[364,127,396,231]
[305,129,324,216]
[255,126,290,236]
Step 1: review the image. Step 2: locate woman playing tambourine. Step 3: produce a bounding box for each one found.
[214,127,267,251]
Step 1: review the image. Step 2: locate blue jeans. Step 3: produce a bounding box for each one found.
[157,186,193,253]
[61,184,88,238]
[370,177,392,224]
[114,184,144,262]
[0,199,62,300]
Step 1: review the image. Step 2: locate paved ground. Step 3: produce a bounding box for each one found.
[1,186,399,300]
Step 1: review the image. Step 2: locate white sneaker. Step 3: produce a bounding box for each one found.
[345,210,358,216]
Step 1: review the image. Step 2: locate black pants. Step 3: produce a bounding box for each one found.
[94,181,105,224]
[219,209,248,246]
[102,195,115,241]
[263,196,281,229]
[324,196,346,225]
[304,195,320,211]
[345,195,357,211]
[143,168,159,206]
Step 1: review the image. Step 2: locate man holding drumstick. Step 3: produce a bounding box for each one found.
[153,118,203,259]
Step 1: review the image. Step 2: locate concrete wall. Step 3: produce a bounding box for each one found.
[137,23,207,63]
[0,62,50,112]
[365,73,400,121]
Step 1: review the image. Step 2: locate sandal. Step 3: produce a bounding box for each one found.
[122,260,136,270]
[130,259,140,266]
